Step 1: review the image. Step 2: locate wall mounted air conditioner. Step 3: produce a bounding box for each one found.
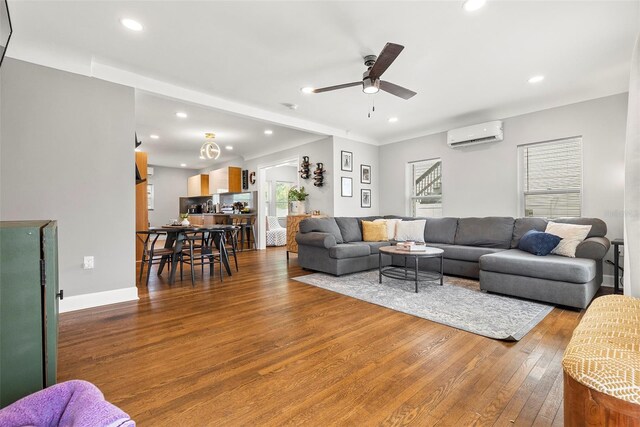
[447,120,503,148]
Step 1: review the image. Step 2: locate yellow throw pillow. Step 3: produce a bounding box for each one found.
[362,220,389,242]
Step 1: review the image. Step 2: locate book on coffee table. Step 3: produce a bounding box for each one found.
[397,243,428,251]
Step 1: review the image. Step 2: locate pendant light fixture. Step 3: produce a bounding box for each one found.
[200,132,221,160]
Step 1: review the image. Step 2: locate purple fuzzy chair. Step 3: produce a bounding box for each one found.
[0,380,134,427]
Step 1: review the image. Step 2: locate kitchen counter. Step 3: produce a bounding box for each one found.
[191,213,255,216]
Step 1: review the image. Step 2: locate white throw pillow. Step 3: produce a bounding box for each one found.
[374,218,401,240]
[545,221,592,258]
[394,220,426,242]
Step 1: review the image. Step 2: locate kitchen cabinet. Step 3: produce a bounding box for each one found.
[187,214,215,226]
[187,174,210,197]
[209,167,242,194]
[0,221,59,407]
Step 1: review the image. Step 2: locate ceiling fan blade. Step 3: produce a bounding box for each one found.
[380,81,417,100]
[312,81,362,93]
[368,43,404,79]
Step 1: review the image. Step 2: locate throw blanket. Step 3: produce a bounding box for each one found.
[0,380,134,427]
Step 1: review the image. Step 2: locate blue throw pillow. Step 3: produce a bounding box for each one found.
[518,230,562,256]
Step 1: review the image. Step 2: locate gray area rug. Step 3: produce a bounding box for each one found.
[293,270,554,341]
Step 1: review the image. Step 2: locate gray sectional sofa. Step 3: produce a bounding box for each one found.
[295,216,610,309]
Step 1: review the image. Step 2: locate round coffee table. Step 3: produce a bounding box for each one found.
[378,245,444,293]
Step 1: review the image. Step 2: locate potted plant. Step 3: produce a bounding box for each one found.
[179,213,190,226]
[288,186,309,215]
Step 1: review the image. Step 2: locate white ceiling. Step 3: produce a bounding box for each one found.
[6,1,640,152]
[135,91,323,168]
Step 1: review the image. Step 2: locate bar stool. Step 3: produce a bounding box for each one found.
[237,216,256,251]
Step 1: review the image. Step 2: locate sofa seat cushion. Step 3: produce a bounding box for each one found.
[350,241,393,254]
[329,243,371,259]
[480,249,596,284]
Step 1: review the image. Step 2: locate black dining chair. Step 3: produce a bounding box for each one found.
[137,230,173,287]
[224,226,240,272]
[180,230,224,283]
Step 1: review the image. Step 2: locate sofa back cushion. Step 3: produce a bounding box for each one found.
[455,217,515,249]
[511,217,548,248]
[299,218,344,243]
[511,217,607,248]
[334,217,362,242]
[424,217,458,244]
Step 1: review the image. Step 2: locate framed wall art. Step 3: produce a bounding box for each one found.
[341,150,353,172]
[341,177,353,197]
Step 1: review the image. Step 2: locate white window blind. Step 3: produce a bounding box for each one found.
[521,137,582,218]
[409,158,442,217]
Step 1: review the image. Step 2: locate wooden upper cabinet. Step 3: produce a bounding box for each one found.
[187,174,210,197]
[209,166,242,194]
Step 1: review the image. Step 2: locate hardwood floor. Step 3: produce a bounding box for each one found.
[58,247,607,426]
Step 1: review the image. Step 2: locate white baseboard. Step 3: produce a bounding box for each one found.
[602,274,614,287]
[60,287,139,313]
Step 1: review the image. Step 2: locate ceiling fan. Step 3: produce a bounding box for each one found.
[311,42,417,100]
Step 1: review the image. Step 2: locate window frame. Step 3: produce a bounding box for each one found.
[407,157,443,218]
[275,180,294,218]
[517,136,583,219]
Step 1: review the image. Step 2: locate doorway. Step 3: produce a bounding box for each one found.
[256,158,299,250]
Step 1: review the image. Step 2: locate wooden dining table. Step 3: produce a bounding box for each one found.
[150,224,236,284]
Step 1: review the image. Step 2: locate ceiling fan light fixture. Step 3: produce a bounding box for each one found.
[362,78,380,94]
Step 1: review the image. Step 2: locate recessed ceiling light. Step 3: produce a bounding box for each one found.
[264,130,273,135]
[180,163,187,167]
[149,134,159,139]
[388,117,399,123]
[120,18,143,32]
[175,112,187,118]
[528,75,545,84]
[301,87,315,94]
[225,145,233,150]
[463,0,486,12]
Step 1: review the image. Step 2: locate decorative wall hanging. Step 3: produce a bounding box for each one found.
[313,163,325,187]
[341,151,353,172]
[200,132,221,160]
[299,156,311,179]
[249,171,256,185]
[242,170,249,190]
[360,164,371,184]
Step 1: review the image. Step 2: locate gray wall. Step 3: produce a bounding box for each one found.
[1,59,136,298]
[379,93,628,273]
[244,137,335,215]
[333,136,380,216]
[147,165,198,227]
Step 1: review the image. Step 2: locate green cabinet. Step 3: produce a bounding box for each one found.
[0,221,59,407]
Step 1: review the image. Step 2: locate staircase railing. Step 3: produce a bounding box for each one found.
[415,161,442,197]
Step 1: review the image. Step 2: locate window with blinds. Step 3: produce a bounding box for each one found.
[409,158,442,217]
[520,137,582,219]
